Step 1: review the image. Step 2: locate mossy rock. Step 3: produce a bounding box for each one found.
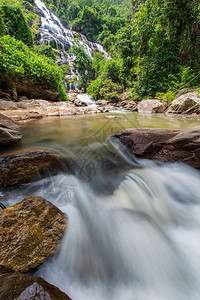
[0,195,67,272]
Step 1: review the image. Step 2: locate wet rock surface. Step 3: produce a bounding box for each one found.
[137,99,167,113]
[0,149,68,187]
[0,195,67,272]
[0,113,22,146]
[166,92,200,114]
[0,98,112,123]
[0,270,71,299]
[113,127,200,168]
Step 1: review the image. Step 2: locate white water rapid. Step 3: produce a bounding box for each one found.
[3,132,200,300]
[77,94,97,107]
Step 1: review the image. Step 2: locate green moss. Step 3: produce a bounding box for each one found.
[0,35,68,101]
[0,4,33,47]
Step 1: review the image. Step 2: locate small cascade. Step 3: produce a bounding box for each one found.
[34,0,110,91]
[76,94,97,107]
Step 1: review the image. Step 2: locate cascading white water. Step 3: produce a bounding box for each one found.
[76,94,97,107]
[33,143,200,300]
[3,128,200,300]
[34,0,109,62]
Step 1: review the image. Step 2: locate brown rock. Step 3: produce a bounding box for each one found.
[0,195,67,272]
[166,92,200,114]
[0,113,22,147]
[122,100,137,111]
[0,271,71,299]
[113,127,200,168]
[74,98,87,107]
[137,99,167,113]
[0,265,13,275]
[13,77,60,101]
[0,150,68,187]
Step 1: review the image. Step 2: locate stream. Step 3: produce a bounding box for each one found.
[1,112,200,300]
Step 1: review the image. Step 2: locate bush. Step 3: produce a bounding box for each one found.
[156,90,177,103]
[87,77,102,99]
[0,11,5,36]
[36,44,56,61]
[99,79,122,101]
[0,35,68,101]
[0,4,33,47]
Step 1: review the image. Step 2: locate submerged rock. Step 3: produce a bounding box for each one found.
[113,127,200,168]
[0,195,67,272]
[0,269,71,299]
[137,99,167,113]
[0,113,22,146]
[0,149,68,187]
[166,92,200,114]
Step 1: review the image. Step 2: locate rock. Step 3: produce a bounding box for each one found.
[0,195,67,272]
[13,77,60,101]
[113,127,200,168]
[121,91,133,102]
[122,100,137,111]
[137,99,167,113]
[0,113,22,147]
[0,98,107,123]
[0,270,71,299]
[0,100,18,110]
[166,92,200,114]
[0,265,13,275]
[74,98,87,107]
[18,96,28,102]
[0,149,68,187]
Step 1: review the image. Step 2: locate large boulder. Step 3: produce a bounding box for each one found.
[166,92,200,114]
[0,150,68,187]
[0,195,67,272]
[0,113,22,146]
[0,267,71,299]
[113,127,200,168]
[137,99,167,113]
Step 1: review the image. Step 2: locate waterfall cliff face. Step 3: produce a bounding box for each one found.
[34,0,109,74]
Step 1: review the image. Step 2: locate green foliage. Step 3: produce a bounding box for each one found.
[69,44,94,90]
[0,35,68,100]
[0,10,5,36]
[156,90,177,104]
[36,44,56,61]
[92,52,105,75]
[87,77,102,99]
[43,0,132,43]
[99,79,122,101]
[116,0,200,98]
[0,3,33,46]
[59,63,72,75]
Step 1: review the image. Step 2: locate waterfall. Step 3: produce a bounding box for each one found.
[34,0,109,83]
